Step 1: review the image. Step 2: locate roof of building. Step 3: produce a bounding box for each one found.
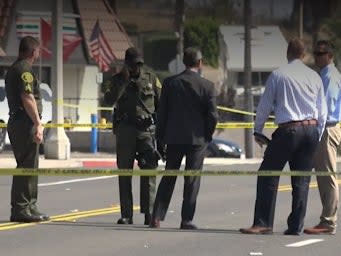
[0,0,132,65]
[77,0,132,61]
[0,0,15,47]
[219,25,288,72]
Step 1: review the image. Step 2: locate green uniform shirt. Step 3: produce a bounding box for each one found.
[103,67,162,120]
[5,59,42,115]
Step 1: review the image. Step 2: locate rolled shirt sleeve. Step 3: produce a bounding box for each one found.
[254,73,275,134]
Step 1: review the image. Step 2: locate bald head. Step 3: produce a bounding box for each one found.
[287,38,305,61]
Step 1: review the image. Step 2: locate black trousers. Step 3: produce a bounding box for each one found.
[116,123,157,218]
[253,125,319,232]
[152,143,207,222]
[7,114,39,215]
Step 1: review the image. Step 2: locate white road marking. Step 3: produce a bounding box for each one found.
[38,176,117,186]
[285,239,324,247]
[249,252,263,255]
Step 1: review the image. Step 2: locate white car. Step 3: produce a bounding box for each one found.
[39,83,53,127]
[0,79,8,152]
[0,80,52,153]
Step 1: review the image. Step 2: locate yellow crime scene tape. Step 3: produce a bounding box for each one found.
[0,168,338,176]
[0,105,333,177]
[1,104,336,129]
[217,106,275,119]
[0,122,280,129]
[0,105,279,129]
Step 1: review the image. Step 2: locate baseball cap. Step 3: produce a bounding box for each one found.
[125,47,144,65]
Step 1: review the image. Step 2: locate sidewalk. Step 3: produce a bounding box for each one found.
[0,151,263,169]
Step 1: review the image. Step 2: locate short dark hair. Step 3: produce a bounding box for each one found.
[183,47,202,67]
[315,40,334,54]
[287,38,305,59]
[18,36,39,59]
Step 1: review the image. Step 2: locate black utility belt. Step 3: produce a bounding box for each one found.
[9,109,42,119]
[121,116,154,129]
[9,108,25,118]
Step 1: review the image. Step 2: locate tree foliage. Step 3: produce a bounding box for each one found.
[184,17,219,67]
[323,16,341,62]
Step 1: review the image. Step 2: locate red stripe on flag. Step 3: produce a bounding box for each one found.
[89,20,116,71]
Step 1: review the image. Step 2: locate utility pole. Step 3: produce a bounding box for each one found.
[44,0,71,159]
[299,0,304,39]
[175,0,185,73]
[270,0,274,21]
[244,0,254,158]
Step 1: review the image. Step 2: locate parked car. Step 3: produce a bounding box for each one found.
[0,79,8,152]
[206,138,243,158]
[0,80,52,153]
[39,83,53,154]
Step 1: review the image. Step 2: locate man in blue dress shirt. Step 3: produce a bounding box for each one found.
[240,38,327,235]
[304,40,341,235]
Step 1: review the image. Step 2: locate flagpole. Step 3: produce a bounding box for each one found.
[95,18,101,153]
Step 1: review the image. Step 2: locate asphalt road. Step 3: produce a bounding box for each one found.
[0,153,340,256]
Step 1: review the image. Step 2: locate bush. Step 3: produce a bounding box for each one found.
[184,17,219,68]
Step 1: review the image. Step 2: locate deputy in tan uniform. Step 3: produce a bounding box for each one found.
[5,36,49,222]
[103,47,162,225]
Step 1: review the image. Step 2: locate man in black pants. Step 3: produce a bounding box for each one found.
[149,47,218,229]
[103,47,161,225]
[239,38,327,235]
[5,36,49,222]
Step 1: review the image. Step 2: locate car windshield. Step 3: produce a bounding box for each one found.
[41,88,52,101]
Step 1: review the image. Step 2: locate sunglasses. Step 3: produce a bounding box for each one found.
[313,51,329,56]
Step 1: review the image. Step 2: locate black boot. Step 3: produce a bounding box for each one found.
[144,213,151,225]
[30,207,50,221]
[117,217,133,224]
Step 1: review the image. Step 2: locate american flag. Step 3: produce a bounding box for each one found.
[89,20,116,72]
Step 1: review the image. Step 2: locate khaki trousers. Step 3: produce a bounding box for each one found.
[314,124,341,228]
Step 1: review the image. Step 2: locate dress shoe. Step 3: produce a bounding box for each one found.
[149,218,160,228]
[117,217,133,224]
[284,229,301,235]
[180,221,198,230]
[10,212,45,223]
[30,209,50,221]
[144,213,151,225]
[304,224,336,235]
[239,226,273,234]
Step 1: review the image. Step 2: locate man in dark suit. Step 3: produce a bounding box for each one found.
[149,47,218,229]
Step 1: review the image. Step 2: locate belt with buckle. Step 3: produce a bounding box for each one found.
[278,119,318,128]
[325,122,339,127]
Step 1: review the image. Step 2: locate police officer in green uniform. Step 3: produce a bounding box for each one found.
[104,47,162,225]
[5,36,49,222]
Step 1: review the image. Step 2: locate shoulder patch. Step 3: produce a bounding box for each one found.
[25,83,33,93]
[155,78,162,89]
[21,72,34,83]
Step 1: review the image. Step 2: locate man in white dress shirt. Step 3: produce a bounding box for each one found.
[240,38,327,235]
